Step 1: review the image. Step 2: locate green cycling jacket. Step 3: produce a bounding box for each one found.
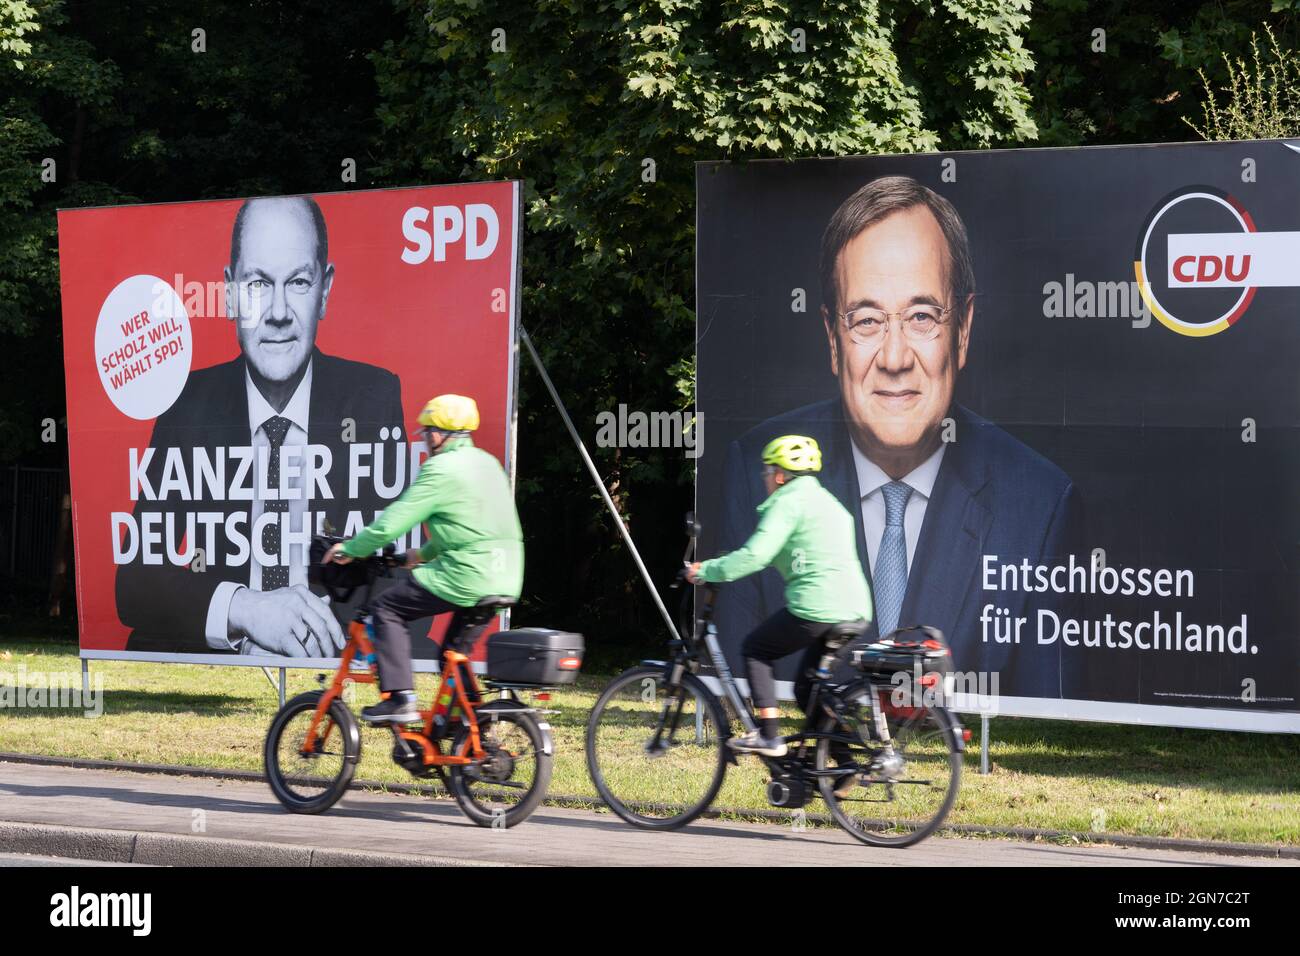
[341,435,524,606]
[698,474,872,624]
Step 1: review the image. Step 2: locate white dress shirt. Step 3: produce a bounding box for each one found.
[204,361,314,650]
[851,440,946,577]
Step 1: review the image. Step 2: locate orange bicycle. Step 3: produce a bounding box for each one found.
[264,537,579,828]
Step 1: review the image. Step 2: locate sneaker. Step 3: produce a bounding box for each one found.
[362,692,420,725]
[726,730,787,757]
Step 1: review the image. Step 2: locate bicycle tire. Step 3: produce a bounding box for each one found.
[815,696,961,848]
[264,690,361,814]
[448,705,553,828]
[585,665,729,830]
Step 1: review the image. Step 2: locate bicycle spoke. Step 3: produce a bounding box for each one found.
[817,695,961,846]
[266,695,357,813]
[457,713,541,815]
[587,670,727,825]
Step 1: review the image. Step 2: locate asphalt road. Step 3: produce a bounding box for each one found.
[0,760,1293,867]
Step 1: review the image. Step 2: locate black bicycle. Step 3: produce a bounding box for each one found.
[585,514,966,847]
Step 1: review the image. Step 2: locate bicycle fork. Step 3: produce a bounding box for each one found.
[648,661,706,753]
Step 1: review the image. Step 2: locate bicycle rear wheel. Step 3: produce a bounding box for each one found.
[815,688,961,847]
[264,690,360,814]
[449,705,552,828]
[585,665,728,830]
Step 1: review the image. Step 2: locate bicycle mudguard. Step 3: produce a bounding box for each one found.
[947,715,968,753]
[476,699,553,756]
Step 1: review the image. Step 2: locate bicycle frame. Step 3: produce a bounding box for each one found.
[301,620,492,768]
[298,548,531,775]
[658,582,879,785]
[695,589,758,735]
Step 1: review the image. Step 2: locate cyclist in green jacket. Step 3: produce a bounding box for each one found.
[325,394,523,725]
[687,435,872,756]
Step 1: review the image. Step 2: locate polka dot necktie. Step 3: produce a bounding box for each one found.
[261,415,292,590]
[873,480,913,638]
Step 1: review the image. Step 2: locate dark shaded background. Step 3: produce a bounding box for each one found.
[6,0,1300,674]
[698,143,1299,713]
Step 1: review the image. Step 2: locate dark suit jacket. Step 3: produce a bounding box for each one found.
[715,399,1083,698]
[118,348,404,652]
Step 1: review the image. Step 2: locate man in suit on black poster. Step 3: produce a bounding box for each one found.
[117,195,405,656]
[715,175,1083,698]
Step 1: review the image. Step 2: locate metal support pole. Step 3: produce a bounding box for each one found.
[980,714,991,775]
[260,666,279,699]
[81,658,89,698]
[519,325,678,642]
[278,667,287,708]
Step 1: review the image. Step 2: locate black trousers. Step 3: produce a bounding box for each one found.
[366,578,487,692]
[741,608,836,713]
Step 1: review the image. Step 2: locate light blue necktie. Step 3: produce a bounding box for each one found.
[873,480,913,638]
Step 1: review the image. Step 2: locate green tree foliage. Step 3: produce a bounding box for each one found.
[1184,23,1300,140]
[0,0,116,460]
[1026,0,1299,146]
[369,0,1040,640]
[0,0,398,462]
[1,0,1295,641]
[0,1,39,68]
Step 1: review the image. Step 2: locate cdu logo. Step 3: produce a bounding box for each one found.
[1134,177,1300,337]
[1135,185,1254,337]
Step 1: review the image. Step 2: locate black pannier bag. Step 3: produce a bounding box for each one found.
[848,625,953,681]
[486,628,585,686]
[307,535,372,598]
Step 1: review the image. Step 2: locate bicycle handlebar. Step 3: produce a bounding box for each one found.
[309,534,403,604]
[313,534,403,569]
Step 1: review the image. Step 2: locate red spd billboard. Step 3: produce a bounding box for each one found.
[57,182,521,664]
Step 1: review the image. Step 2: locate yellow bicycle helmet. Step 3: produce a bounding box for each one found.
[761,435,822,473]
[417,394,480,432]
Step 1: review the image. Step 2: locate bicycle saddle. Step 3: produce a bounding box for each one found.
[460,595,517,626]
[826,619,869,646]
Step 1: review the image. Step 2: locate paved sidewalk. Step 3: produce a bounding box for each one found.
[0,760,1293,867]
[0,851,143,867]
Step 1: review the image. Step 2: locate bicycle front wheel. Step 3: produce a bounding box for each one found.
[264,690,360,814]
[585,665,728,830]
[815,690,961,848]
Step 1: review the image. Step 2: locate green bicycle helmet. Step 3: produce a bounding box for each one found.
[761,435,822,473]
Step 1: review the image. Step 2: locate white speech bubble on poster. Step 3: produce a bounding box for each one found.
[94,274,192,420]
